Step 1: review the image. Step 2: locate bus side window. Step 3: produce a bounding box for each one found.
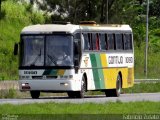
[88,33,93,50]
[99,33,107,50]
[115,34,123,50]
[129,34,133,49]
[107,33,115,50]
[83,33,90,50]
[92,33,100,50]
[124,34,132,50]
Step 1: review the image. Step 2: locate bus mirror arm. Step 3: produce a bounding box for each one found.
[14,43,18,55]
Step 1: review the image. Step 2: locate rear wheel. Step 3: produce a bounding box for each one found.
[115,74,122,97]
[30,91,40,99]
[105,74,121,97]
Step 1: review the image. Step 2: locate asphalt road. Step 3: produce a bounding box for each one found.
[0,93,160,105]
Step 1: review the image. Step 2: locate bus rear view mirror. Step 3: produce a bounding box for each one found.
[74,41,81,73]
[74,41,79,55]
[74,40,82,56]
[14,43,18,55]
[74,58,79,73]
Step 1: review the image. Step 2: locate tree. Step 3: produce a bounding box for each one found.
[0,0,6,13]
[100,0,116,23]
[0,0,1,13]
[0,0,6,19]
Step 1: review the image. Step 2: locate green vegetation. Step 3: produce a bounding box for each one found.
[0,0,46,80]
[135,45,160,79]
[0,102,160,114]
[123,82,160,93]
[0,102,159,120]
[0,88,17,98]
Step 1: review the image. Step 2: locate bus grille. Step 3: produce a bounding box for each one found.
[32,76,58,79]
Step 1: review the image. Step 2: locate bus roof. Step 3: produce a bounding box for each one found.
[21,24,132,34]
[80,24,132,32]
[21,24,80,34]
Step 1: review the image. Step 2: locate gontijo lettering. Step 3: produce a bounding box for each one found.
[108,56,123,64]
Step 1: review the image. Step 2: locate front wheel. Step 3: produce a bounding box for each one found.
[30,91,40,99]
[76,76,86,98]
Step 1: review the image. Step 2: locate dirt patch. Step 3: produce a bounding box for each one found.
[0,81,19,90]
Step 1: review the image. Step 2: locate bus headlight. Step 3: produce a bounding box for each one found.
[59,75,73,79]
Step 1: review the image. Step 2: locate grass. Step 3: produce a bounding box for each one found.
[0,102,160,114]
[0,89,17,98]
[134,45,160,79]
[123,82,160,93]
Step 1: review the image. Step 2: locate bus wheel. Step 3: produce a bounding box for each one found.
[30,91,40,99]
[76,76,86,98]
[115,74,122,97]
[105,74,121,97]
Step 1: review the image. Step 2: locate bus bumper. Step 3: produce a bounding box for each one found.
[19,79,81,92]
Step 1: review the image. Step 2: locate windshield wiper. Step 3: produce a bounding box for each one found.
[31,49,41,66]
[47,54,58,66]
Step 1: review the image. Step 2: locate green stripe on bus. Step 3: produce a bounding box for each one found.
[90,53,105,89]
[43,69,58,76]
[95,54,105,89]
[90,54,100,89]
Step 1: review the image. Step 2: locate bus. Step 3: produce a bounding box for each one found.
[14,21,134,99]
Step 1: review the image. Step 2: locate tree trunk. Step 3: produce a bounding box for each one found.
[88,0,92,19]
[100,0,105,23]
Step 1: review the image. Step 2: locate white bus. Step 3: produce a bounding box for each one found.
[14,21,134,98]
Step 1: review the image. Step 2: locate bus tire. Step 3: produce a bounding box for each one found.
[30,91,40,99]
[115,74,122,97]
[105,74,121,97]
[76,76,86,98]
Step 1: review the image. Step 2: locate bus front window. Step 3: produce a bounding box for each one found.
[46,35,73,66]
[20,35,73,67]
[21,36,44,66]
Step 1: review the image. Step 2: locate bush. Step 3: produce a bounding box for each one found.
[0,89,17,98]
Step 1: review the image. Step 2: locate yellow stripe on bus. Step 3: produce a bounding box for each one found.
[57,70,65,75]
[100,54,108,88]
[100,54,121,89]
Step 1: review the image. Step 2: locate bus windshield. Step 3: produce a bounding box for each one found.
[21,35,73,67]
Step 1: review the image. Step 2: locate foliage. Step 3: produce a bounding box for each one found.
[0,89,17,98]
[0,0,46,80]
[149,0,160,17]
